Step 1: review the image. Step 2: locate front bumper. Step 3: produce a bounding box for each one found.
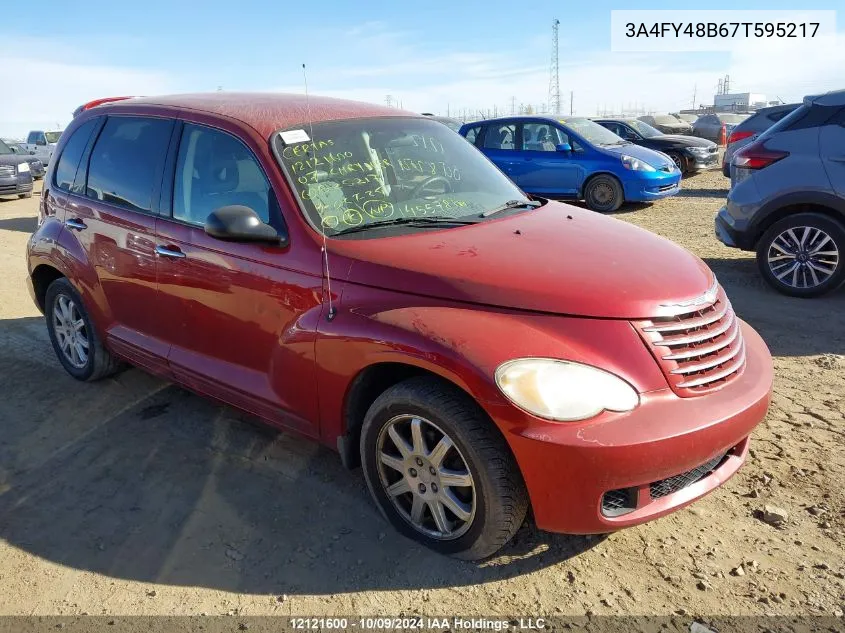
[715,205,756,250]
[623,170,682,202]
[0,173,33,197]
[493,320,772,534]
[686,151,720,171]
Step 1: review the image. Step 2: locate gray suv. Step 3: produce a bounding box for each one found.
[715,89,845,297]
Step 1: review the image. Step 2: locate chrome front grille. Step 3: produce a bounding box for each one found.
[634,284,746,396]
[0,165,15,177]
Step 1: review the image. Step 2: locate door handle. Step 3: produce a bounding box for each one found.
[831,155,845,163]
[66,218,86,231]
[155,245,186,259]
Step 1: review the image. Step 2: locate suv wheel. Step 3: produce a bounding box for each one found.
[756,212,845,297]
[360,377,528,560]
[584,175,624,212]
[45,278,122,380]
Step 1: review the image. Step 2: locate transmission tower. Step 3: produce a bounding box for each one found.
[548,19,561,115]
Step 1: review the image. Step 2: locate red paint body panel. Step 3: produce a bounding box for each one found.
[26,93,774,537]
[328,202,714,318]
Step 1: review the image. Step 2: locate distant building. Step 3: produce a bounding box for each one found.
[713,92,767,112]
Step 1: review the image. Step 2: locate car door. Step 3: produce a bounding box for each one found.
[480,121,519,179]
[154,119,322,437]
[66,114,174,374]
[820,108,845,197]
[508,121,579,196]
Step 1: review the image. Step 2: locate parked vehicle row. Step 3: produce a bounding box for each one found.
[26,93,772,559]
[638,114,692,135]
[458,115,681,212]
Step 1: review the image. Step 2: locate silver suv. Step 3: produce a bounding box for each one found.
[715,89,845,297]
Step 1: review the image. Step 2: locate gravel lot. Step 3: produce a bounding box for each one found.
[0,172,843,618]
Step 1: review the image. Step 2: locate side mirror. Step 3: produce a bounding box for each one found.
[204,205,288,246]
[556,143,572,153]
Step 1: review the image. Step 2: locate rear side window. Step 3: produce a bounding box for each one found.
[173,123,271,225]
[54,119,98,192]
[86,116,174,213]
[463,126,481,144]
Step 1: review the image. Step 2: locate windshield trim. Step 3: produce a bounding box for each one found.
[270,115,526,241]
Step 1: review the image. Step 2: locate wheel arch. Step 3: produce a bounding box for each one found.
[580,170,623,199]
[750,194,845,249]
[338,361,481,469]
[30,263,66,313]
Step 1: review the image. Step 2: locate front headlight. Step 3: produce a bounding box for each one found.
[621,154,656,172]
[17,161,30,174]
[494,358,640,422]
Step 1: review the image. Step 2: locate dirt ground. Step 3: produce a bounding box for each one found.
[0,173,843,618]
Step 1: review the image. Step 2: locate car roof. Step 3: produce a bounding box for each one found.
[806,88,845,107]
[594,118,638,123]
[466,115,572,125]
[100,92,420,139]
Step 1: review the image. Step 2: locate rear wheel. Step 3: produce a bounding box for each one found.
[756,213,845,297]
[360,377,528,559]
[583,175,624,212]
[45,278,123,380]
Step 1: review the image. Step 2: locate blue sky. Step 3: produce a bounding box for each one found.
[1,0,843,137]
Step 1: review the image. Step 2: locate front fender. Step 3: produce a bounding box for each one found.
[315,281,667,446]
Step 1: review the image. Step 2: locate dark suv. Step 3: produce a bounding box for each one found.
[716,90,845,297]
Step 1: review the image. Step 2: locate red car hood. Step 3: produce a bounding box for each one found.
[328,201,714,319]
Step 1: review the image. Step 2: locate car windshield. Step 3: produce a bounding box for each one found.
[0,140,13,155]
[717,114,749,124]
[627,120,662,138]
[558,117,623,146]
[45,131,63,143]
[653,115,681,125]
[274,117,530,237]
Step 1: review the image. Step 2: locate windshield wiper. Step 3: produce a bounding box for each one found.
[332,215,478,236]
[481,199,542,218]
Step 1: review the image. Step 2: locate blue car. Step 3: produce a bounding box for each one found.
[459,116,681,212]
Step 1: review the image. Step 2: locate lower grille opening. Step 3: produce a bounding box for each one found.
[657,183,677,192]
[602,488,638,517]
[650,452,728,499]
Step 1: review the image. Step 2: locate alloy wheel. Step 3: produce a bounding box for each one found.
[53,294,89,369]
[376,414,476,540]
[767,226,840,289]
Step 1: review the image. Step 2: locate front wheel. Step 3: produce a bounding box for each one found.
[756,212,845,297]
[667,152,687,175]
[583,175,624,212]
[360,377,528,560]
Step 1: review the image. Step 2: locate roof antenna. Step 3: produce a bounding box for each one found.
[302,63,336,322]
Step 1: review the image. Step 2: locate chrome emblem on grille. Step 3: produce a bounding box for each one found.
[659,278,719,310]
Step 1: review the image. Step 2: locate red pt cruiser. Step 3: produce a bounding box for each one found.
[27,94,773,559]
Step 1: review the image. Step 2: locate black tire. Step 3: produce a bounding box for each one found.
[667,152,687,175]
[755,212,845,298]
[583,174,624,212]
[45,277,123,381]
[360,376,528,560]
[19,192,32,199]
